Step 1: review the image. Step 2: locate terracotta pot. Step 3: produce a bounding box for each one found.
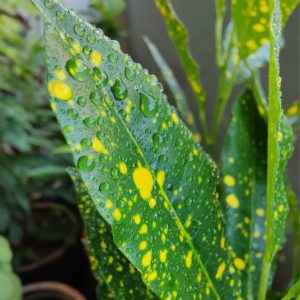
[23,281,86,300]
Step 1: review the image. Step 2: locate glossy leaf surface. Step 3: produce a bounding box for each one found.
[69,168,154,299]
[231,0,300,58]
[221,90,268,300]
[32,0,241,298]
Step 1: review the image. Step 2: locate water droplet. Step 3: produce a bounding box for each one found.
[77,96,86,107]
[93,68,108,86]
[81,138,92,149]
[176,138,184,148]
[44,0,54,8]
[74,24,85,37]
[139,92,158,117]
[152,134,163,147]
[56,10,65,19]
[87,35,95,43]
[111,78,128,101]
[108,53,118,62]
[66,58,89,81]
[158,154,167,163]
[111,167,119,179]
[83,46,91,56]
[89,92,102,105]
[99,182,110,193]
[67,109,78,120]
[124,67,136,81]
[83,117,97,128]
[77,156,95,172]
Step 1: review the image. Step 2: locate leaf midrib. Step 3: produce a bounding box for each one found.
[38,1,221,298]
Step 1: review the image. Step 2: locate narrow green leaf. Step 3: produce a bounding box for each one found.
[154,0,208,140]
[281,280,300,300]
[144,37,200,142]
[258,1,295,298]
[221,89,268,300]
[231,0,300,58]
[32,0,241,298]
[69,168,154,299]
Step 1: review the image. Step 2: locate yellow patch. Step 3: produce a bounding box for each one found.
[105,199,113,209]
[116,266,123,272]
[246,40,257,51]
[224,175,235,187]
[185,251,192,268]
[226,194,239,209]
[113,208,122,221]
[277,132,283,142]
[54,69,66,80]
[142,250,152,267]
[187,113,194,125]
[106,274,113,283]
[253,23,265,32]
[185,215,192,228]
[159,249,167,263]
[101,241,107,249]
[215,262,226,279]
[256,208,265,217]
[286,104,298,116]
[220,237,225,249]
[147,271,157,281]
[278,204,284,213]
[90,50,102,67]
[234,258,246,270]
[171,112,179,124]
[156,170,165,188]
[139,241,147,250]
[133,214,141,224]
[119,162,128,174]
[139,224,148,234]
[254,231,261,238]
[108,256,114,265]
[92,137,108,154]
[148,198,156,208]
[48,81,72,100]
[133,164,153,199]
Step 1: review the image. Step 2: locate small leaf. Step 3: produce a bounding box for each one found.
[144,37,200,141]
[281,279,300,300]
[69,168,154,299]
[231,0,300,58]
[32,0,241,298]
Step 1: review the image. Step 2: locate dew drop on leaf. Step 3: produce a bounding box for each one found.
[74,23,85,37]
[99,182,110,193]
[89,92,102,106]
[67,108,78,120]
[87,34,95,43]
[83,117,97,128]
[152,134,163,147]
[83,46,91,55]
[93,68,108,86]
[111,78,128,101]
[56,10,65,19]
[66,58,89,81]
[108,53,118,62]
[80,138,92,149]
[124,67,136,81]
[139,92,158,117]
[77,96,86,107]
[77,156,95,172]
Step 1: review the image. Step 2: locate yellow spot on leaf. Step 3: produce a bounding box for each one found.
[147,270,157,281]
[215,262,226,279]
[256,208,265,217]
[277,132,283,142]
[48,81,72,101]
[133,164,153,199]
[156,170,165,188]
[139,224,148,234]
[234,258,246,270]
[185,215,192,228]
[105,199,113,209]
[101,241,107,249]
[171,112,179,124]
[159,249,167,263]
[133,214,141,224]
[107,274,113,283]
[119,162,128,174]
[54,69,66,80]
[221,237,225,249]
[92,137,108,154]
[185,251,192,268]
[148,198,156,208]
[139,241,147,250]
[226,194,239,209]
[113,208,122,221]
[108,256,114,265]
[224,175,235,187]
[286,104,298,116]
[253,23,265,32]
[142,250,152,267]
[116,266,123,272]
[246,40,257,50]
[90,50,102,67]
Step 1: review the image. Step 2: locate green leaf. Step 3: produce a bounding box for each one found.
[154,0,208,140]
[32,0,241,298]
[282,280,300,300]
[258,1,294,298]
[144,37,200,142]
[90,0,125,22]
[221,89,268,300]
[231,0,300,58]
[69,168,154,299]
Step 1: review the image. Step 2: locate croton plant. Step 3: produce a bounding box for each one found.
[31,0,299,299]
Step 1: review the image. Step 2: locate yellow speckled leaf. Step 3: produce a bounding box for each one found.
[32,0,241,298]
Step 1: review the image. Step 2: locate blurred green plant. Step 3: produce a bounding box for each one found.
[0,236,22,300]
[0,0,74,246]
